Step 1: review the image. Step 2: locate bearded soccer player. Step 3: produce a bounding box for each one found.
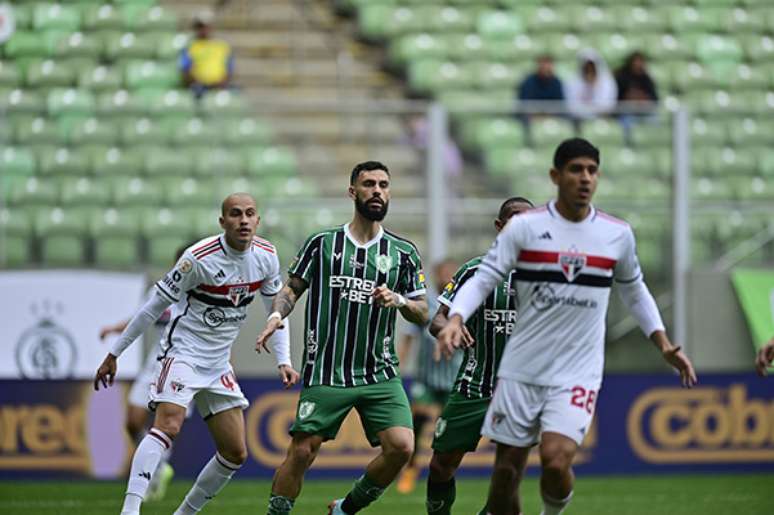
[256,161,429,515]
[438,138,697,515]
[425,196,533,515]
[95,193,300,515]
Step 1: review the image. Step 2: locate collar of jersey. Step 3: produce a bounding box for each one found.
[344,223,383,249]
[220,233,251,257]
[548,200,595,227]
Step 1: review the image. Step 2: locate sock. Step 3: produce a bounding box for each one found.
[174,452,242,514]
[124,427,173,507]
[148,447,173,492]
[341,474,386,514]
[120,493,142,514]
[267,493,295,515]
[540,490,573,515]
[426,477,455,514]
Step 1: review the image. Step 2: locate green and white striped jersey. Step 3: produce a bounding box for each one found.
[438,256,518,399]
[289,224,426,388]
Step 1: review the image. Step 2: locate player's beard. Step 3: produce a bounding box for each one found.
[355,196,389,222]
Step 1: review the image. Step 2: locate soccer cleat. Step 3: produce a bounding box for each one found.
[328,498,346,515]
[146,463,174,501]
[396,466,418,494]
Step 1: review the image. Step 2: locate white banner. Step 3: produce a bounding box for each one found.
[0,270,146,379]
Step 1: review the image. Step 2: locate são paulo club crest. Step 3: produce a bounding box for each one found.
[558,247,587,283]
[228,285,249,306]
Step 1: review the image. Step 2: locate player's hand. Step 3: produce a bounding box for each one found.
[99,324,120,341]
[372,285,406,308]
[434,325,474,361]
[755,340,774,377]
[256,317,284,354]
[94,354,117,391]
[278,364,300,389]
[437,315,465,360]
[662,346,698,388]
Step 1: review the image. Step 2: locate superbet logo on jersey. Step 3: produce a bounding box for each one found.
[330,276,378,305]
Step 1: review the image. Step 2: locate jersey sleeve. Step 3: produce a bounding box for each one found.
[260,252,284,296]
[398,247,426,299]
[288,233,323,284]
[155,250,201,302]
[438,261,477,308]
[614,227,643,284]
[479,216,527,282]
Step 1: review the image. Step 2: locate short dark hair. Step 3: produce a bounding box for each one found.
[553,138,600,170]
[498,196,533,220]
[350,161,390,185]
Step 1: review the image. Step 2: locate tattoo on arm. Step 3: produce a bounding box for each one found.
[272,275,308,318]
[429,305,450,338]
[399,295,428,325]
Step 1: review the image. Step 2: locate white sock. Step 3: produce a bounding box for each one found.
[173,452,242,514]
[120,493,142,514]
[540,490,573,515]
[148,447,173,492]
[123,428,173,508]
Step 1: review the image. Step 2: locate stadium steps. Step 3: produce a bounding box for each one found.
[235,57,393,88]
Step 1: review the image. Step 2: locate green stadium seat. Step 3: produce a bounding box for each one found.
[47,88,96,117]
[389,33,447,65]
[471,61,520,90]
[724,7,764,33]
[582,119,625,147]
[524,6,570,32]
[24,59,75,87]
[358,5,421,40]
[695,35,744,64]
[630,122,671,148]
[88,146,143,176]
[632,178,669,201]
[408,60,475,94]
[59,176,111,205]
[710,63,769,91]
[698,147,758,177]
[423,6,475,33]
[0,88,43,114]
[666,6,720,33]
[758,150,774,178]
[91,208,141,267]
[0,62,21,88]
[37,146,90,176]
[486,34,543,61]
[199,90,248,117]
[742,35,774,63]
[91,207,142,238]
[111,176,163,206]
[165,117,222,146]
[265,177,317,199]
[0,147,36,177]
[3,31,49,59]
[690,117,726,146]
[97,89,146,117]
[643,34,693,61]
[78,65,123,92]
[53,32,102,59]
[65,117,120,146]
[153,32,189,60]
[476,10,523,39]
[438,89,512,114]
[671,62,714,92]
[103,31,158,60]
[530,119,575,148]
[613,6,666,33]
[192,207,221,236]
[8,177,58,206]
[82,4,124,31]
[590,33,638,65]
[123,60,179,89]
[727,117,771,146]
[443,33,488,61]
[33,3,81,31]
[246,147,298,177]
[192,148,245,177]
[220,118,272,146]
[544,34,585,58]
[733,176,774,201]
[121,5,178,32]
[143,146,194,176]
[683,89,749,116]
[12,116,62,145]
[607,147,670,178]
[569,6,617,33]
[485,147,547,179]
[0,211,31,266]
[143,88,196,117]
[460,117,524,152]
[157,177,215,206]
[120,117,169,145]
[146,233,192,267]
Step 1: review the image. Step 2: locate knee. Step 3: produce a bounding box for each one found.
[540,447,573,476]
[153,421,181,440]
[287,440,318,470]
[492,460,520,484]
[428,455,454,482]
[220,445,248,466]
[384,436,414,464]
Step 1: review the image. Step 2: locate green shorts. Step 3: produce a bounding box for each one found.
[431,391,491,453]
[410,381,450,408]
[290,377,412,447]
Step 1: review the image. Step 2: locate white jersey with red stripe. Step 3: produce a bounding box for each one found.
[154,233,283,369]
[476,200,641,388]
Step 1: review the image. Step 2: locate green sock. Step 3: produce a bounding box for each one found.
[267,493,294,515]
[426,477,455,514]
[341,474,385,513]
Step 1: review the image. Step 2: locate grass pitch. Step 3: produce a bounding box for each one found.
[0,474,770,515]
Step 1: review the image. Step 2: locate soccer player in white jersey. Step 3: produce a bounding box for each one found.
[438,138,698,515]
[94,193,300,515]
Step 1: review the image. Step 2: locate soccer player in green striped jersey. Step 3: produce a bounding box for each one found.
[256,161,429,515]
[425,196,534,515]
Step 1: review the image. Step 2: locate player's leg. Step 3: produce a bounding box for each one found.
[425,449,465,515]
[173,406,247,515]
[397,393,434,494]
[333,378,414,514]
[125,405,149,442]
[537,432,577,515]
[121,402,186,514]
[269,432,324,514]
[484,442,530,515]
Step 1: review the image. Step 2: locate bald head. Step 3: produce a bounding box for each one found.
[221,192,256,216]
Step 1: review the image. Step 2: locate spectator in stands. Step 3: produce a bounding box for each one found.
[615,51,660,144]
[180,10,234,98]
[565,49,617,122]
[517,54,565,114]
[404,114,463,197]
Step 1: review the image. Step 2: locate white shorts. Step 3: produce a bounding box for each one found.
[128,351,160,409]
[481,378,598,447]
[149,357,249,419]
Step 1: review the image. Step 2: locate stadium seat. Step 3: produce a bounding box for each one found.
[33,4,81,32]
[408,60,475,94]
[470,62,520,90]
[460,117,524,152]
[358,5,422,40]
[153,32,189,60]
[683,89,748,116]
[78,65,123,92]
[698,147,758,177]
[121,5,178,32]
[111,176,163,206]
[91,208,142,268]
[265,177,317,199]
[530,119,575,148]
[165,117,223,146]
[200,90,249,117]
[7,177,56,207]
[642,34,693,61]
[192,207,222,236]
[423,6,475,33]
[37,146,90,176]
[695,35,744,64]
[630,122,671,148]
[476,10,523,39]
[47,88,96,117]
[87,145,142,177]
[59,176,111,206]
[589,33,638,65]
[438,89,513,115]
[690,117,726,146]
[143,146,195,176]
[0,209,31,266]
[143,88,196,118]
[123,60,179,89]
[485,147,546,179]
[192,148,245,177]
[97,89,146,117]
[1,88,43,114]
[569,5,617,33]
[82,4,124,31]
[157,177,215,206]
[12,116,62,145]
[666,6,720,33]
[3,31,49,59]
[0,62,21,88]
[25,59,75,87]
[523,6,571,32]
[220,118,273,146]
[726,117,770,146]
[389,34,447,65]
[54,32,102,59]
[65,117,120,146]
[442,33,488,62]
[120,117,169,145]
[485,34,543,61]
[245,147,298,177]
[758,150,774,178]
[613,5,666,33]
[733,176,774,200]
[1,147,36,177]
[103,31,157,60]
[582,119,625,147]
[743,35,774,63]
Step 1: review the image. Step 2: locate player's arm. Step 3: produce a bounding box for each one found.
[94,289,173,391]
[99,319,129,341]
[372,285,428,324]
[616,229,697,387]
[430,304,474,360]
[755,338,774,377]
[255,274,308,353]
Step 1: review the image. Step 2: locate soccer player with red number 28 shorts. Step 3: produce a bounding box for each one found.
[94,193,300,515]
[438,138,698,515]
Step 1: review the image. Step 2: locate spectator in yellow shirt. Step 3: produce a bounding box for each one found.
[180,11,234,97]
